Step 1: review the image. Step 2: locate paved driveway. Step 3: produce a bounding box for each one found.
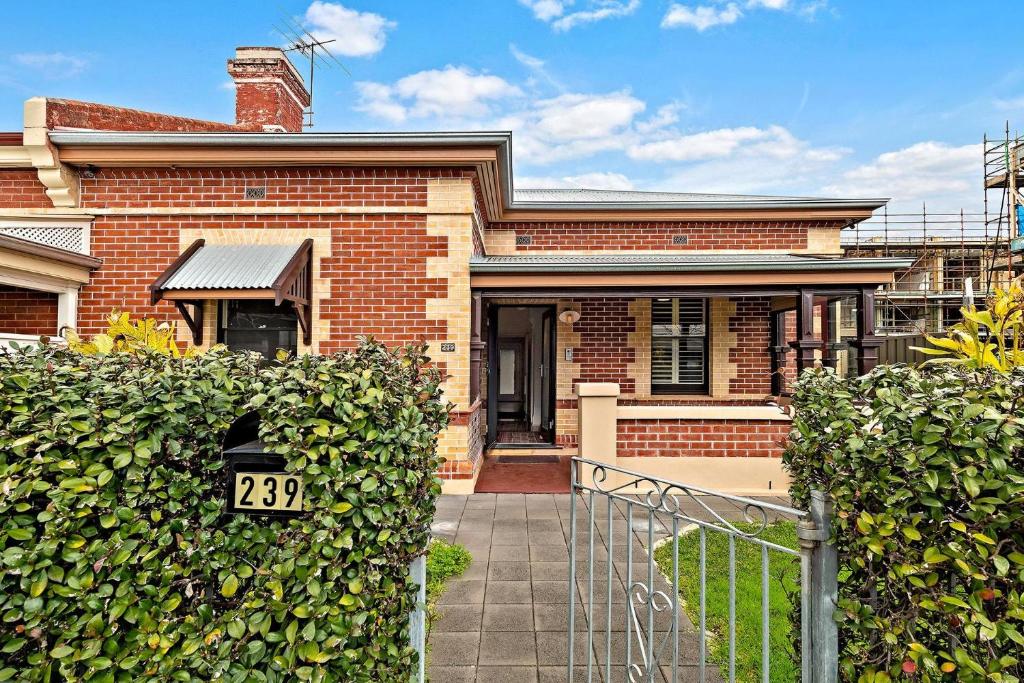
[428,493,728,682]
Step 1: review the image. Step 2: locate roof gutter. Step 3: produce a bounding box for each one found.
[46,130,885,213]
[468,256,916,273]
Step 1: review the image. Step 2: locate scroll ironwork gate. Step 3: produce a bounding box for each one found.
[567,457,837,683]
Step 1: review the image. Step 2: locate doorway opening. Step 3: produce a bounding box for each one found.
[487,304,557,448]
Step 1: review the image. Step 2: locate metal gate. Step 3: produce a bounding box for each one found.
[567,457,837,683]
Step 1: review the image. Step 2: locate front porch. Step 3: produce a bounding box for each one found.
[457,252,909,495]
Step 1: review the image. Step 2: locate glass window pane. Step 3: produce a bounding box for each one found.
[220,300,298,359]
[651,298,707,393]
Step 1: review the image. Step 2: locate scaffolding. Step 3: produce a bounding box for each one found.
[984,123,1024,263]
[842,206,1011,335]
[838,125,1024,336]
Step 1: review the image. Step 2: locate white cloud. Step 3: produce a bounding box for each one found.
[640,126,851,196]
[821,141,981,210]
[662,0,826,30]
[356,66,522,122]
[552,0,641,31]
[519,0,570,21]
[521,0,641,31]
[661,4,742,30]
[628,125,767,161]
[12,52,89,78]
[517,171,636,190]
[530,91,646,141]
[510,44,546,70]
[304,1,396,57]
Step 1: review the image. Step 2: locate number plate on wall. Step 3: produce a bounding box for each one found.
[232,472,303,513]
[225,452,305,517]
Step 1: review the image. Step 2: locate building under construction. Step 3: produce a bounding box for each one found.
[841,126,1022,335]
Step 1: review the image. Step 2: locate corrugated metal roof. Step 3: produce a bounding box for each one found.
[162,243,302,290]
[511,188,821,204]
[470,254,915,273]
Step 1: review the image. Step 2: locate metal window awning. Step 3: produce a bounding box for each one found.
[150,239,313,345]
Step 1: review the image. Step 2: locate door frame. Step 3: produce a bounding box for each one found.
[486,303,558,448]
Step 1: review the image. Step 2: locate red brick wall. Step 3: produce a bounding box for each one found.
[44,98,244,132]
[491,220,842,252]
[80,214,448,350]
[730,297,772,395]
[319,214,446,353]
[0,286,58,335]
[0,171,51,208]
[79,168,447,209]
[571,297,636,394]
[617,419,788,458]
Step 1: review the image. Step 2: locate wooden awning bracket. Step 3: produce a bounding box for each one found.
[174,300,204,346]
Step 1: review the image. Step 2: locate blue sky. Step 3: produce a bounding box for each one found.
[1,1,1020,213]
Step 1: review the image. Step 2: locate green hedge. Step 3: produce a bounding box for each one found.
[784,364,1024,681]
[0,340,448,682]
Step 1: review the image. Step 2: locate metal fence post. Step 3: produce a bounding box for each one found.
[797,490,838,683]
[409,554,427,683]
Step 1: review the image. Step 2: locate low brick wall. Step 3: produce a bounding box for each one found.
[616,418,789,459]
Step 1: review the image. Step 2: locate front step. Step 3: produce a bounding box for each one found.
[485,446,577,458]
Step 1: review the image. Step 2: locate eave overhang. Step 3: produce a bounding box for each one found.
[47,131,888,224]
[469,254,914,291]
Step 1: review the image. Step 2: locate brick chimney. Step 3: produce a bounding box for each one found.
[227,47,310,133]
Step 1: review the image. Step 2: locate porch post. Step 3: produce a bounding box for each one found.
[850,286,883,375]
[769,310,790,396]
[789,288,822,372]
[469,293,484,404]
[820,299,840,369]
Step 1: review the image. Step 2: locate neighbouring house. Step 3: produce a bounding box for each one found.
[0,47,912,495]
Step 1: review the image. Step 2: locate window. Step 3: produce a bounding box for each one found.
[651,298,708,394]
[218,300,297,359]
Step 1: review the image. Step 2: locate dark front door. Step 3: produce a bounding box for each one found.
[485,304,558,447]
[539,308,556,442]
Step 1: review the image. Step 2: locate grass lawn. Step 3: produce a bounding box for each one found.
[426,537,472,607]
[653,521,800,683]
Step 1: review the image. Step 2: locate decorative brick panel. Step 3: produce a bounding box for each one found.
[617,419,788,458]
[0,286,58,335]
[0,171,52,208]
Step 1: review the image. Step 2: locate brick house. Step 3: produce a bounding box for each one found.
[0,47,911,494]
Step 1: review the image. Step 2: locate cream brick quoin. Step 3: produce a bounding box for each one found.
[424,179,479,493]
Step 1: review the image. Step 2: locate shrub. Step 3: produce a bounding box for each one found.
[784,364,1024,681]
[64,311,202,357]
[914,277,1024,370]
[0,339,448,682]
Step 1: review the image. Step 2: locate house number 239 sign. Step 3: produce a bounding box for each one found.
[233,472,303,513]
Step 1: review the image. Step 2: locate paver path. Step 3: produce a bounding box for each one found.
[428,492,758,682]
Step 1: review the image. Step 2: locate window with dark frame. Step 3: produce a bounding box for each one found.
[651,298,708,394]
[218,300,298,359]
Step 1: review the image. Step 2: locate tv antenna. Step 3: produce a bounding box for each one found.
[274,16,350,128]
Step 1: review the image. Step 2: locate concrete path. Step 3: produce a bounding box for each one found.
[428,492,761,682]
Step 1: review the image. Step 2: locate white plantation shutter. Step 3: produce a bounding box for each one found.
[651,298,707,393]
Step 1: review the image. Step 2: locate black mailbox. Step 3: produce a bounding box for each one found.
[224,412,304,517]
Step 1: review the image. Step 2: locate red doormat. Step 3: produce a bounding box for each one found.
[474,455,571,494]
